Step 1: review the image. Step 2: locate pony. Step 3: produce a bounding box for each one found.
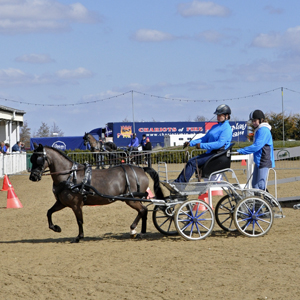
[83,132,119,168]
[29,144,164,243]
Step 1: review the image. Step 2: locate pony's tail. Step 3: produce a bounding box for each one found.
[143,167,165,200]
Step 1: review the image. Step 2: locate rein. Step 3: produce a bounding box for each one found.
[41,167,85,176]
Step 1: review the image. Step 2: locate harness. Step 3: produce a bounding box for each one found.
[34,148,147,201]
[65,162,92,198]
[119,164,140,196]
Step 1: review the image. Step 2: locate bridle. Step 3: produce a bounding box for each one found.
[31,150,84,176]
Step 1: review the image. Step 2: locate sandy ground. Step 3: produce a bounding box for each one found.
[1,167,300,300]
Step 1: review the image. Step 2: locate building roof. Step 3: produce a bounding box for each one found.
[0,105,25,115]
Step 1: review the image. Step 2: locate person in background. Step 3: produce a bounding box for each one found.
[142,137,152,167]
[174,104,232,183]
[140,134,147,148]
[0,141,4,153]
[12,141,22,152]
[127,133,139,151]
[20,142,26,152]
[237,110,274,191]
[3,143,10,154]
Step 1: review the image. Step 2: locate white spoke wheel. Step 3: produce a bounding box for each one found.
[174,199,215,241]
[233,197,273,238]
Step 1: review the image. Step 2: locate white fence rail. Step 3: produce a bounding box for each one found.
[0,153,27,178]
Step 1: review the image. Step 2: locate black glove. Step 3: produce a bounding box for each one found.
[183,141,190,149]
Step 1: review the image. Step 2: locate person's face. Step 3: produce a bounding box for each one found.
[217,114,226,122]
[252,119,260,128]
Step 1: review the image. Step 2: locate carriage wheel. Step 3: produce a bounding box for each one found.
[174,199,215,241]
[152,205,178,236]
[233,197,273,238]
[215,195,238,232]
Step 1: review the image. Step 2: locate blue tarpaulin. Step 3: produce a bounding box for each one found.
[30,136,87,151]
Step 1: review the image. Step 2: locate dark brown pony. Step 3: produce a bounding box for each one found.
[29,144,164,243]
[83,132,119,168]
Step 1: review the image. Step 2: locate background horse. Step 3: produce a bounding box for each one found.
[83,132,119,168]
[29,144,164,243]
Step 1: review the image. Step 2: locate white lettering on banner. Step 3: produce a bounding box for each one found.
[231,123,247,131]
[232,131,245,137]
[52,141,67,150]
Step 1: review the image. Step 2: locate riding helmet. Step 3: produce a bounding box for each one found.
[214,104,231,115]
[249,110,265,120]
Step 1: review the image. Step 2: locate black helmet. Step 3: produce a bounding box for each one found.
[214,104,231,115]
[249,110,265,120]
[133,133,136,137]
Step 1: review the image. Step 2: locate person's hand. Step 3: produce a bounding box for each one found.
[183,141,190,149]
[196,143,201,149]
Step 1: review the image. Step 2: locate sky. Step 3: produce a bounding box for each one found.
[1,0,300,136]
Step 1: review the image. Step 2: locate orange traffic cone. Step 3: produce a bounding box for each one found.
[1,174,12,191]
[6,187,23,208]
[147,187,154,199]
[211,189,223,196]
[241,159,247,166]
[194,193,211,211]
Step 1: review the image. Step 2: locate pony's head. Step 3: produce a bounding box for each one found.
[29,143,48,182]
[83,132,90,147]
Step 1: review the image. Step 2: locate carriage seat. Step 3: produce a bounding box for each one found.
[201,143,235,179]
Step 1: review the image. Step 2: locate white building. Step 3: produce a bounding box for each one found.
[0,105,25,148]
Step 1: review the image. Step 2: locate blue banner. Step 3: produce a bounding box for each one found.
[30,136,87,151]
[107,121,248,147]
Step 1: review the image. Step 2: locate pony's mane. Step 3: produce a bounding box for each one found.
[86,133,97,142]
[45,146,74,163]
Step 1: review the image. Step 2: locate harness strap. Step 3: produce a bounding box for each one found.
[66,162,78,185]
[80,163,92,195]
[119,164,132,195]
[128,164,140,193]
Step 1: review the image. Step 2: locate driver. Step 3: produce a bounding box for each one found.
[174,104,232,183]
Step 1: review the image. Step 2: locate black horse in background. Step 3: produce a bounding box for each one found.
[29,144,165,243]
[83,132,121,168]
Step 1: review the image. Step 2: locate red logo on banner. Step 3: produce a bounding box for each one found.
[205,122,217,132]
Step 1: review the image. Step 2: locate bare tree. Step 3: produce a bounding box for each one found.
[50,122,64,137]
[34,122,50,137]
[194,115,206,122]
[20,120,31,148]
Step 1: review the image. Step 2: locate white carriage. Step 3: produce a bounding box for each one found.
[151,143,284,241]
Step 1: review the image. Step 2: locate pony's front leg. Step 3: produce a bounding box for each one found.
[47,200,65,233]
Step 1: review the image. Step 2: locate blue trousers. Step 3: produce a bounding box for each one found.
[252,165,269,190]
[174,152,215,183]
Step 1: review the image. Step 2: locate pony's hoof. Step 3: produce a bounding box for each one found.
[130,233,137,239]
[136,233,145,239]
[71,235,83,243]
[53,225,61,232]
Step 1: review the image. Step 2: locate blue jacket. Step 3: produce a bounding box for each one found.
[128,137,139,147]
[189,120,232,153]
[12,144,21,152]
[237,123,275,168]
